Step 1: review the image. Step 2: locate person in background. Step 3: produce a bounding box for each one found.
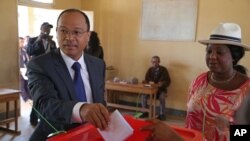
[234,65,249,125]
[19,37,38,126]
[27,9,109,141]
[235,91,250,124]
[24,35,30,45]
[24,35,30,50]
[27,22,57,57]
[84,31,104,59]
[19,37,29,100]
[19,37,29,68]
[141,56,171,120]
[141,23,250,141]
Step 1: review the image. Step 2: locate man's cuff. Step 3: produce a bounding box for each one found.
[71,102,86,123]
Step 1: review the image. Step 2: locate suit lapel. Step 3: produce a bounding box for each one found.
[84,54,96,102]
[53,49,77,100]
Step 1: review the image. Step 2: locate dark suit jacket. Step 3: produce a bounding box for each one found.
[27,36,57,57]
[27,49,106,141]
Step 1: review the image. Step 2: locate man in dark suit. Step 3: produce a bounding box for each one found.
[27,22,57,57]
[27,9,109,141]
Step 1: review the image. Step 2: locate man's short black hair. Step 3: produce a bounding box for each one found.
[152,55,160,62]
[56,9,90,31]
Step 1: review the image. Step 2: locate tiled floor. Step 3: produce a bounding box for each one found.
[0,99,185,141]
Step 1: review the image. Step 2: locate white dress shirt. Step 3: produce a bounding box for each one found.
[60,50,93,123]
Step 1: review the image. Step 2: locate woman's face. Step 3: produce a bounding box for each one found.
[206,44,233,73]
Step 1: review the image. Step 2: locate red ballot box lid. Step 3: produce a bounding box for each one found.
[48,115,202,141]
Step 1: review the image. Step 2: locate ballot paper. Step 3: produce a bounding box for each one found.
[97,110,133,141]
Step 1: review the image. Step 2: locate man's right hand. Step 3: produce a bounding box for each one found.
[79,103,110,130]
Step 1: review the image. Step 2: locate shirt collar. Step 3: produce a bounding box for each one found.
[60,50,86,70]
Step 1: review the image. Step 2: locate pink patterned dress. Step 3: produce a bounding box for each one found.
[185,72,250,141]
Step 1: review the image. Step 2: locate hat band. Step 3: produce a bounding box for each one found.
[210,34,241,43]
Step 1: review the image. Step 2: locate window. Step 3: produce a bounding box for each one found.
[32,0,53,3]
[18,0,54,8]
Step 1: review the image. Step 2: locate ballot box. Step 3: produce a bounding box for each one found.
[48,115,202,141]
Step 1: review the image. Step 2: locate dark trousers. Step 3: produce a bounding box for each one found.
[30,108,38,123]
[141,91,166,115]
[20,76,31,101]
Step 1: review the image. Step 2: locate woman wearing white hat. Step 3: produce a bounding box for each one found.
[185,22,250,141]
[141,23,250,141]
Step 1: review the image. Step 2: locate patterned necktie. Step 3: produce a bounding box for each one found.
[72,62,87,102]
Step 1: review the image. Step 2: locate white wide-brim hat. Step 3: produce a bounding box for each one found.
[198,23,250,51]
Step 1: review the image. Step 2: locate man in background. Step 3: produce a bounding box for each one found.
[141,56,171,120]
[27,22,57,57]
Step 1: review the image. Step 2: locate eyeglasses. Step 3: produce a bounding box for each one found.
[58,27,88,37]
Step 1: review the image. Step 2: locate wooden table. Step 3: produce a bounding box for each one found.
[0,89,21,134]
[105,82,158,118]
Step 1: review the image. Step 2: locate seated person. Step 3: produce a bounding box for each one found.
[141,56,171,120]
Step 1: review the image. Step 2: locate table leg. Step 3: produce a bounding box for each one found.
[149,94,152,118]
[0,91,21,134]
[6,101,9,129]
[153,93,156,118]
[14,100,18,132]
